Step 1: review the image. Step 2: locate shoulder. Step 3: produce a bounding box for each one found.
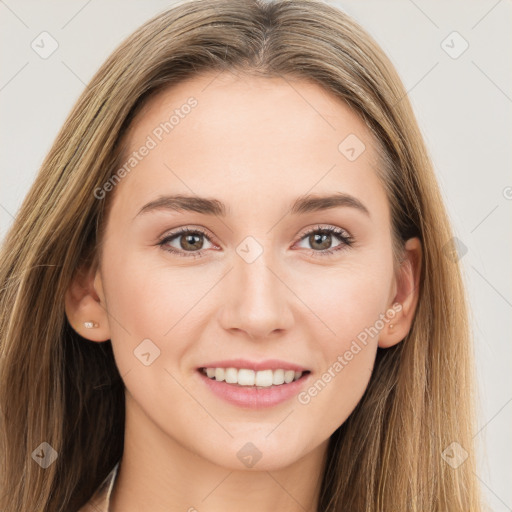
[77,462,120,512]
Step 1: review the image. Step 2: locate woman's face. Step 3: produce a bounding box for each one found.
[80,71,419,471]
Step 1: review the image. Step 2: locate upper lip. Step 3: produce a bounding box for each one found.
[198,358,310,373]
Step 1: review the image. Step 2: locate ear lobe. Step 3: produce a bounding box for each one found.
[378,237,422,349]
[64,263,111,342]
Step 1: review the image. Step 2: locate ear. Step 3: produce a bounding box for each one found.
[378,237,422,348]
[64,259,111,342]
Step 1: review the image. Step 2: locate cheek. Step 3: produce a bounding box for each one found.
[295,259,391,342]
[102,241,206,331]
[298,344,378,435]
[100,247,223,375]
[292,264,390,425]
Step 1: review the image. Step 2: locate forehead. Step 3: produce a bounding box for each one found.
[124,70,376,155]
[113,70,386,219]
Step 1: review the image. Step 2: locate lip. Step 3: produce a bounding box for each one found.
[197,358,309,372]
[196,367,312,409]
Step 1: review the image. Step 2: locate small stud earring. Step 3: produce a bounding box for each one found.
[84,321,99,329]
[389,324,394,330]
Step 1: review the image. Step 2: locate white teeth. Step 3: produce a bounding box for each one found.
[255,369,273,387]
[214,368,225,382]
[224,367,238,384]
[284,370,295,384]
[272,369,285,385]
[237,369,255,386]
[202,367,306,387]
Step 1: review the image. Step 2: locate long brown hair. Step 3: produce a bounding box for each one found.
[0,0,482,510]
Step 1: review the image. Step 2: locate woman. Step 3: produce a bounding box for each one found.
[0,0,482,510]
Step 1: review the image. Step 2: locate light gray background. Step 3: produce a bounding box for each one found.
[1,1,511,510]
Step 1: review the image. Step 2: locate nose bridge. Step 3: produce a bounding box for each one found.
[238,249,278,302]
[220,235,293,338]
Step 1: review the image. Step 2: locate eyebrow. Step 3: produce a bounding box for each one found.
[135,192,370,219]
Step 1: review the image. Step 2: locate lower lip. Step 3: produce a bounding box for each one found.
[197,370,311,409]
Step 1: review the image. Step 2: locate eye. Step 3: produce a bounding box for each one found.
[157,227,215,259]
[157,224,354,259]
[294,224,354,257]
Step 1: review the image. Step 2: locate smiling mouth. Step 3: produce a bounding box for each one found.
[199,367,311,388]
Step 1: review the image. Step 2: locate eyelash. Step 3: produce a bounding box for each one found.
[157,224,355,259]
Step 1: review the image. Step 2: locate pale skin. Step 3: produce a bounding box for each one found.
[65,70,421,512]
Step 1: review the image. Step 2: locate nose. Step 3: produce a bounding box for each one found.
[217,247,295,340]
